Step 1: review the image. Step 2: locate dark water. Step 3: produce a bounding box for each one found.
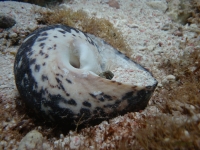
[0,0,63,7]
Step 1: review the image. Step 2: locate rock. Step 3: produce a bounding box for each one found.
[0,140,8,149]
[126,22,139,28]
[27,24,38,32]
[146,1,168,12]
[70,136,81,149]
[147,45,156,51]
[161,23,172,31]
[17,130,43,150]
[137,46,147,51]
[0,15,16,29]
[157,83,163,87]
[173,30,183,37]
[107,0,120,9]
[9,32,18,38]
[166,75,176,81]
[166,0,192,25]
[8,31,20,46]
[162,75,176,85]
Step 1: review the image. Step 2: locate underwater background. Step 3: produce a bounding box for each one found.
[0,0,200,149]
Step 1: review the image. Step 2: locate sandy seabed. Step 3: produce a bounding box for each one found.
[0,0,200,149]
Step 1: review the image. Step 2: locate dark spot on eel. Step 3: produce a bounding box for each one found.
[35,64,40,72]
[89,93,96,98]
[45,54,49,58]
[39,43,45,49]
[27,51,33,56]
[58,30,66,34]
[40,32,48,36]
[39,50,44,55]
[98,97,104,102]
[103,94,112,100]
[122,91,134,100]
[55,77,61,84]
[29,58,36,65]
[83,101,91,107]
[53,44,56,50]
[68,99,77,106]
[47,47,52,50]
[41,75,48,81]
[37,37,47,42]
[66,78,72,84]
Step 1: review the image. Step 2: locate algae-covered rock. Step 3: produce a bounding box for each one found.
[166,0,192,25]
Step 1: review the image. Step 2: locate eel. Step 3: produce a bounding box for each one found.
[14,24,157,128]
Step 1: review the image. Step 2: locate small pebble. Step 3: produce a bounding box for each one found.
[146,1,167,12]
[183,130,190,137]
[126,22,139,28]
[107,0,120,9]
[166,74,176,81]
[157,83,163,87]
[9,32,17,38]
[173,30,183,37]
[147,45,155,51]
[70,136,81,149]
[155,18,160,23]
[28,24,37,31]
[0,140,8,148]
[161,24,172,31]
[60,134,64,139]
[162,75,176,85]
[138,46,147,51]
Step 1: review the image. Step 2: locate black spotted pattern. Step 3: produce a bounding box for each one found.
[39,50,44,55]
[35,64,40,72]
[40,32,48,36]
[68,99,77,106]
[37,37,47,42]
[83,101,91,107]
[66,78,72,84]
[44,54,49,58]
[41,75,48,81]
[39,43,45,47]
[58,30,66,34]
[14,24,157,129]
[29,58,36,65]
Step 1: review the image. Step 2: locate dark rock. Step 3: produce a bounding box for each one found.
[0,15,16,29]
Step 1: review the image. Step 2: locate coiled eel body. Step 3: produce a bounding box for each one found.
[14,24,157,127]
